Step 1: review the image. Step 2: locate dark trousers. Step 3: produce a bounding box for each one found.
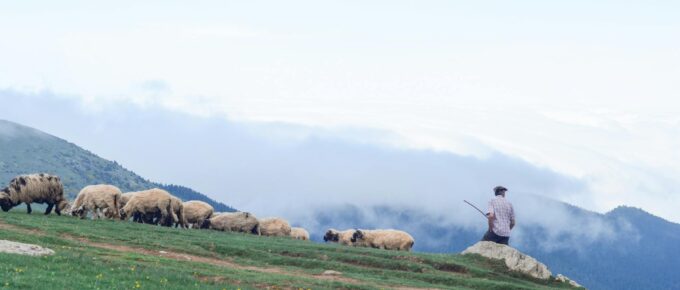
[481,230,510,245]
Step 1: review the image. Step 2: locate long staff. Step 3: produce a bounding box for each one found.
[463,200,487,219]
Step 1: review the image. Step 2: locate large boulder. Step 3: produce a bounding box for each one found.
[462,241,552,280]
[0,240,55,256]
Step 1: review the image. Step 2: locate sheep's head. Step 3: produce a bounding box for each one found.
[72,206,89,219]
[0,188,15,212]
[200,219,211,229]
[119,208,128,220]
[57,200,69,212]
[351,229,364,243]
[323,229,339,242]
[251,223,260,235]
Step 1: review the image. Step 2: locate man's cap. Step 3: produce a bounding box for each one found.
[494,186,508,194]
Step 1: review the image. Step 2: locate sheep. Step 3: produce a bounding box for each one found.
[118,191,137,209]
[323,229,355,246]
[201,211,260,234]
[118,188,175,226]
[182,200,214,228]
[0,173,68,215]
[259,217,292,237]
[290,227,310,241]
[158,195,187,228]
[350,229,415,251]
[70,184,122,220]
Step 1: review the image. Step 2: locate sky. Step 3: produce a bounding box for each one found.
[1,1,680,223]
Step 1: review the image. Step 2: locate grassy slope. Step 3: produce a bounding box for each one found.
[0,211,577,290]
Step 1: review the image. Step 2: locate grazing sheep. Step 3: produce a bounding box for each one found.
[70,184,122,220]
[119,188,175,225]
[118,192,137,209]
[0,174,68,215]
[201,211,259,234]
[259,218,292,237]
[159,196,187,228]
[290,227,310,241]
[183,201,214,228]
[323,229,355,246]
[350,229,415,251]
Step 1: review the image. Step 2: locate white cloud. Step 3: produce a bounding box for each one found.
[1,1,680,222]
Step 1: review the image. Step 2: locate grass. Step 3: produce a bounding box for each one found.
[0,211,579,289]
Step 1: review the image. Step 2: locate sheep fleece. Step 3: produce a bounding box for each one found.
[355,230,415,251]
[207,212,259,234]
[183,200,213,228]
[259,218,292,237]
[0,174,68,214]
[72,184,122,219]
[120,188,174,223]
[290,227,310,240]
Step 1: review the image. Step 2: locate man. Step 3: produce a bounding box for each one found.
[481,185,515,245]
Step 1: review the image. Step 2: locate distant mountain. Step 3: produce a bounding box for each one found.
[0,119,235,212]
[310,203,680,290]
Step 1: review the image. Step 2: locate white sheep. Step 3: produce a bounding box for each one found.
[70,184,122,219]
[0,174,68,215]
[259,218,292,237]
[160,195,187,228]
[119,188,175,225]
[182,200,214,228]
[323,229,355,246]
[201,211,259,234]
[290,227,310,241]
[350,229,415,251]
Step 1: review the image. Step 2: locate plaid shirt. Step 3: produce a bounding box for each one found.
[488,195,515,237]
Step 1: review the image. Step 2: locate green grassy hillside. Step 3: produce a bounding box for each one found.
[0,211,578,290]
[0,119,235,212]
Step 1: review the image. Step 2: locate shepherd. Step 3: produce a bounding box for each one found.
[481,186,515,245]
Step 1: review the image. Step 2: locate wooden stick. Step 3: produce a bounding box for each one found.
[464,200,488,219]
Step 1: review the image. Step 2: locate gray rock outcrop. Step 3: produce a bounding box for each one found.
[0,240,55,256]
[462,241,552,280]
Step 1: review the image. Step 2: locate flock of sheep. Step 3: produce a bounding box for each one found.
[0,173,415,251]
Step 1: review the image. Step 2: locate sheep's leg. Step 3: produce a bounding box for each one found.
[26,203,32,214]
[44,203,54,215]
[55,203,62,215]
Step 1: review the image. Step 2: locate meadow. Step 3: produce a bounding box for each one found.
[0,211,578,289]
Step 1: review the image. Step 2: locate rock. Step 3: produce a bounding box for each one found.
[0,240,55,256]
[556,274,584,288]
[462,241,551,280]
[322,270,342,276]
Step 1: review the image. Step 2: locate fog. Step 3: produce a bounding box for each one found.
[1,89,636,251]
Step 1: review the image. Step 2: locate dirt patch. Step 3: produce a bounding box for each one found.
[430,262,469,274]
[395,255,425,264]
[0,220,46,236]
[279,250,305,258]
[59,233,284,274]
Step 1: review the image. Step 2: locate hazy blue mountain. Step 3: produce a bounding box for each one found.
[310,204,680,290]
[0,119,235,212]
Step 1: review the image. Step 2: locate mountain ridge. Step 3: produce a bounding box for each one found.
[0,119,235,212]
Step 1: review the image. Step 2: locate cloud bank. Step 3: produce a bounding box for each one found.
[1,89,640,252]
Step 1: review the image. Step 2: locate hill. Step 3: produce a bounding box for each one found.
[0,211,580,289]
[311,203,680,290]
[0,119,235,212]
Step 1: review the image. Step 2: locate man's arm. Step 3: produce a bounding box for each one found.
[487,201,495,232]
[510,205,516,230]
[487,212,495,232]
